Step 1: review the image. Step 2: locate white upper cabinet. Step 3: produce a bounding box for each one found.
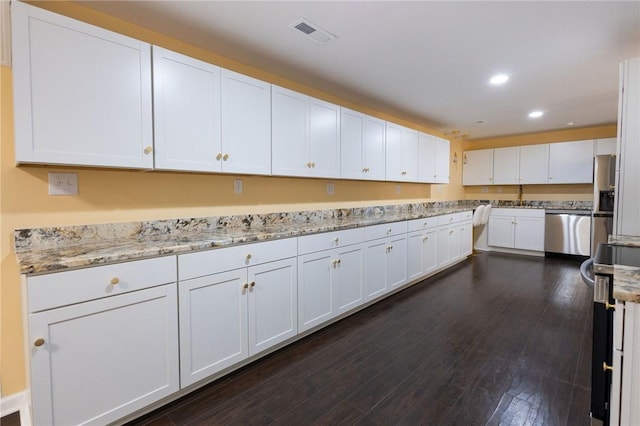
[12,2,153,168]
[153,46,221,172]
[386,123,419,182]
[221,70,272,175]
[434,136,450,183]
[462,149,494,185]
[272,86,340,178]
[494,145,548,185]
[340,108,386,180]
[596,137,617,155]
[548,139,595,184]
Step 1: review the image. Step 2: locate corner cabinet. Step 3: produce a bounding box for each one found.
[177,239,297,388]
[462,149,494,186]
[12,2,153,168]
[272,85,340,178]
[25,257,179,426]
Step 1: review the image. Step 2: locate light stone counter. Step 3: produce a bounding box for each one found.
[610,235,640,303]
[14,201,478,275]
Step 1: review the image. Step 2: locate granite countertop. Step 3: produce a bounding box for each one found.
[14,202,477,275]
[609,235,640,303]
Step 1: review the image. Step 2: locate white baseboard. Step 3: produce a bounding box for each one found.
[1,391,31,425]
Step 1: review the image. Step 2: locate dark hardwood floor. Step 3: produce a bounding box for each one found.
[128,252,593,426]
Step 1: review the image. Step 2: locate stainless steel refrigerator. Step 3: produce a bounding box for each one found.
[592,155,616,257]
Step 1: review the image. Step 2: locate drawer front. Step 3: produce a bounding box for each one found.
[364,221,408,241]
[491,207,544,218]
[27,256,177,313]
[407,217,439,232]
[438,213,460,226]
[459,210,473,221]
[178,238,297,280]
[298,228,365,255]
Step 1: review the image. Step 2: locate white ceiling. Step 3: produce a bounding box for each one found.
[76,1,640,140]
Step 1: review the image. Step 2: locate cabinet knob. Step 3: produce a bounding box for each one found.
[401,171,407,176]
[433,174,437,178]
[143,146,153,155]
[34,338,45,347]
[311,162,316,168]
[250,281,256,288]
[246,254,252,260]
[307,162,312,168]
[110,277,120,285]
[334,237,339,244]
[216,153,222,161]
[605,301,616,311]
[603,362,614,373]
[362,168,367,173]
[223,154,229,161]
[423,237,429,242]
[449,230,454,234]
[243,283,249,289]
[489,178,493,181]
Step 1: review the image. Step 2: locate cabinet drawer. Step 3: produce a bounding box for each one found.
[298,228,365,255]
[364,221,408,241]
[407,216,439,232]
[491,208,545,218]
[27,256,177,313]
[459,210,473,222]
[438,213,460,226]
[178,238,297,280]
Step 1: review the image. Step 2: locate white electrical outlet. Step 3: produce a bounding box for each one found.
[234,179,243,194]
[497,186,503,193]
[326,183,335,195]
[48,173,78,196]
[481,186,489,193]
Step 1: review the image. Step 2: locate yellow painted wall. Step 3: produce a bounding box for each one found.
[463,125,617,201]
[1,2,465,395]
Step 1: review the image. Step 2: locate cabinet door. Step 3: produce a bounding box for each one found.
[488,216,515,248]
[519,144,549,184]
[462,149,494,186]
[12,2,153,168]
[334,244,365,314]
[29,285,178,426]
[548,140,595,184]
[514,216,545,251]
[493,147,519,184]
[309,99,340,178]
[387,234,408,290]
[434,137,450,183]
[298,251,334,332]
[407,231,425,280]
[447,226,461,263]
[178,270,248,388]
[153,46,221,172]
[363,115,386,181]
[340,108,365,180]
[385,122,404,181]
[402,128,420,182]
[418,132,436,183]
[423,229,438,276]
[364,239,388,301]
[459,221,473,258]
[221,70,271,175]
[272,86,309,177]
[248,258,297,356]
[437,226,452,268]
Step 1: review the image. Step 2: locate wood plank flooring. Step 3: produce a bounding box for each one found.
[128,252,593,426]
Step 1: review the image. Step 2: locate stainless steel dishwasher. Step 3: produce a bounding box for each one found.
[544,210,592,256]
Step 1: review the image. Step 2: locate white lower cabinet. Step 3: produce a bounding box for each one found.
[364,222,408,301]
[177,239,297,388]
[25,257,179,426]
[611,301,640,426]
[407,217,439,280]
[298,229,365,332]
[436,212,473,268]
[487,208,545,252]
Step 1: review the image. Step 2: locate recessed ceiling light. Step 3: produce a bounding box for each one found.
[489,74,509,85]
[528,111,544,118]
[567,122,574,126]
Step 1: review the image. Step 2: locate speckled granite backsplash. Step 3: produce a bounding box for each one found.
[13,200,477,252]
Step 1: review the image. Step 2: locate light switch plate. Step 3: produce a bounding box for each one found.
[48,173,78,196]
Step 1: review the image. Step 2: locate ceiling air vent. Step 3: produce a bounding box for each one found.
[289,18,336,45]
